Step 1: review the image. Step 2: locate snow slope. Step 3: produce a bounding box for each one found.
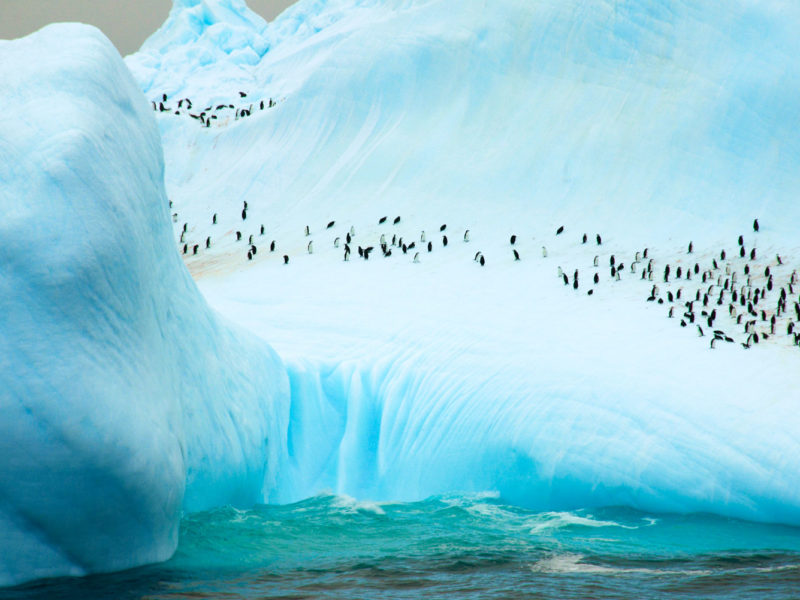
[125,0,800,526]
[0,24,288,586]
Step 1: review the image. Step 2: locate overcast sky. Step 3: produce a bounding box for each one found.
[0,0,295,55]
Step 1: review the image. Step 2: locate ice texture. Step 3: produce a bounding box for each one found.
[0,24,288,586]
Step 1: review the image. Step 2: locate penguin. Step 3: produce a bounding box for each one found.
[668,306,674,318]
[205,236,211,248]
[305,225,310,236]
[643,248,649,259]
[193,244,199,255]
[464,230,470,242]
[563,273,569,285]
[379,216,388,224]
[440,224,447,232]
[596,234,602,245]
[334,237,340,248]
[573,278,579,290]
[346,232,352,245]
[588,289,594,296]
[753,218,759,232]
[242,209,247,220]
[710,338,717,349]
[740,246,746,258]
[428,241,433,252]
[182,243,188,254]
[251,245,257,255]
[212,213,217,224]
[720,250,726,260]
[236,231,242,241]
[243,201,248,210]
[327,221,335,229]
[542,246,548,258]
[556,226,564,235]
[239,91,247,98]
[593,256,599,267]
[260,100,264,110]
[582,233,587,244]
[688,241,693,254]
[697,325,704,337]
[442,235,448,247]
[474,251,482,261]
[402,243,408,254]
[420,231,426,243]
[393,216,401,225]
[247,250,252,261]
[260,224,265,235]
[270,240,276,252]
[413,252,420,263]
[344,247,350,261]
[180,231,186,243]
[350,225,356,236]
[480,255,486,266]
[738,235,744,246]
[283,255,289,264]
[750,248,756,260]
[249,234,254,245]
[593,273,599,284]
[183,223,188,233]
[308,241,314,254]
[358,246,364,258]
[513,249,520,261]
[510,235,517,245]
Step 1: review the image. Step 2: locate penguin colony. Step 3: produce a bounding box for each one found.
[175,209,798,352]
[151,92,281,128]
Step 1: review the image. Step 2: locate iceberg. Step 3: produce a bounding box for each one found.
[3,0,800,587]
[0,24,288,586]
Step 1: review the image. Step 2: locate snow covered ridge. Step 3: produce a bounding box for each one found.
[0,24,289,586]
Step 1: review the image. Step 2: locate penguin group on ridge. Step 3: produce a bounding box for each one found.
[151,92,280,128]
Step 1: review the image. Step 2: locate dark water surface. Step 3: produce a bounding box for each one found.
[5,493,800,599]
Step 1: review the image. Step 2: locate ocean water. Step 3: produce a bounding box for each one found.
[5,493,800,599]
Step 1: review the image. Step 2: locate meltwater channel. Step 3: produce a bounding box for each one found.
[5,493,800,599]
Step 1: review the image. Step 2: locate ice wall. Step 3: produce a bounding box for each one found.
[0,24,288,586]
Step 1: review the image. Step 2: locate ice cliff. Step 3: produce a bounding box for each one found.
[0,24,288,586]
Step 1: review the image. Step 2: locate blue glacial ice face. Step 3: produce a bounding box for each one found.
[0,23,288,586]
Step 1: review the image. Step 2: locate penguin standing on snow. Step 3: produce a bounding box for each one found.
[283,255,289,264]
[513,249,520,261]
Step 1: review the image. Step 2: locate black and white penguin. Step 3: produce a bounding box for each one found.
[582,234,587,244]
[442,235,448,247]
[283,255,289,264]
[440,224,447,232]
[427,240,432,252]
[393,216,401,225]
[206,236,211,248]
[753,219,759,232]
[556,226,564,235]
[193,244,199,255]
[308,241,314,254]
[327,221,335,229]
[249,234,254,245]
[593,273,599,284]
[270,240,276,252]
[305,225,310,236]
[510,235,517,245]
[542,246,547,258]
[596,234,602,245]
[242,209,247,220]
[379,216,387,224]
[464,230,470,242]
[247,251,252,261]
[688,241,693,254]
[480,255,485,266]
[236,231,242,241]
[260,224,265,235]
[213,213,217,224]
[413,252,420,263]
[251,245,257,255]
[334,237,340,248]
[750,248,756,260]
[182,243,187,254]
[513,249,520,261]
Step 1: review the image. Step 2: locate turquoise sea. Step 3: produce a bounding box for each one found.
[5,493,800,599]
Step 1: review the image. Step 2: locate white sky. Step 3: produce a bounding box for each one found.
[0,0,295,55]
